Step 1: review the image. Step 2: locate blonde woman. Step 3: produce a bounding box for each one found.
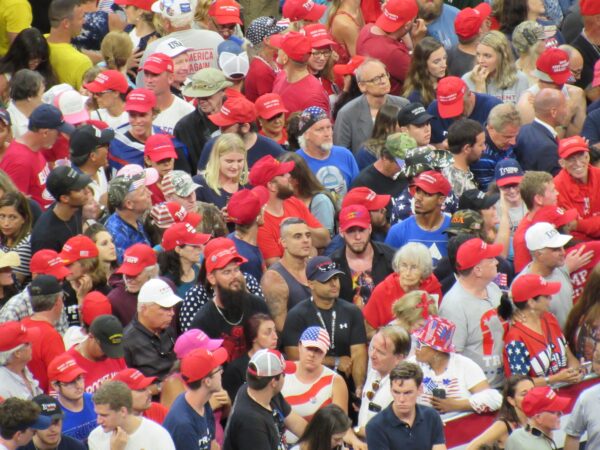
[193,133,248,209]
[100,31,135,89]
[462,31,530,104]
[512,21,546,85]
[392,290,438,357]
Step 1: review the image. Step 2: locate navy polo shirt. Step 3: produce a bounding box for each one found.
[366,403,445,450]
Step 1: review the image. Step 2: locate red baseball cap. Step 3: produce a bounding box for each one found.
[0,321,37,351]
[342,187,390,210]
[437,76,467,119]
[150,201,202,229]
[113,368,156,390]
[454,3,491,40]
[116,243,158,277]
[162,222,211,251]
[204,237,248,273]
[84,70,129,94]
[142,52,174,74]
[410,170,452,196]
[339,204,371,232]
[532,205,578,228]
[114,0,154,11]
[456,238,503,270]
[30,249,71,280]
[60,235,99,265]
[270,32,313,63]
[558,135,589,159]
[511,274,561,303]
[181,347,229,382]
[47,353,87,383]
[144,134,178,162]
[375,0,418,33]
[521,386,570,417]
[208,0,243,25]
[333,55,366,76]
[227,186,269,225]
[81,291,112,327]
[208,95,257,127]
[255,93,288,119]
[303,23,336,48]
[580,0,600,16]
[249,155,295,186]
[534,48,571,85]
[125,88,156,113]
[282,0,326,21]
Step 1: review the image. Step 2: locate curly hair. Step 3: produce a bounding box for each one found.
[403,37,445,106]
[475,31,518,90]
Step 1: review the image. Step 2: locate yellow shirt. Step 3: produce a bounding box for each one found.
[46,40,93,90]
[0,0,32,56]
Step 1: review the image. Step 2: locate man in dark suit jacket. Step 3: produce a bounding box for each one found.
[514,88,568,175]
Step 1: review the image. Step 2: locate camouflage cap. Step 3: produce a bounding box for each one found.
[401,145,453,178]
[444,209,484,236]
[108,174,146,209]
[383,132,417,161]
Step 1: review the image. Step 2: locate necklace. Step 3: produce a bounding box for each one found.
[212,299,243,326]
[311,297,336,350]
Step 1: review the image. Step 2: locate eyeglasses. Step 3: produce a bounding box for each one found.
[208,367,223,377]
[311,49,332,58]
[365,379,381,401]
[360,73,389,85]
[398,262,420,273]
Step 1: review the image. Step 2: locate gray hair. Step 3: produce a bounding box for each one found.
[297,134,307,150]
[31,292,61,313]
[354,58,386,83]
[280,217,307,236]
[0,344,26,366]
[392,242,433,279]
[487,103,522,131]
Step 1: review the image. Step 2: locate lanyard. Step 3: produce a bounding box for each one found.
[311,297,336,351]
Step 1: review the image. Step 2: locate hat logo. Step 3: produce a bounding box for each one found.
[108,333,123,344]
[80,251,89,257]
[499,166,519,176]
[439,93,458,103]
[221,105,231,116]
[302,0,315,10]
[124,255,139,264]
[411,106,426,115]
[477,192,485,199]
[420,173,437,184]
[545,229,559,239]
[551,60,569,73]
[383,7,399,21]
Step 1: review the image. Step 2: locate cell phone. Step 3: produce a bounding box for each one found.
[580,361,592,375]
[432,388,446,399]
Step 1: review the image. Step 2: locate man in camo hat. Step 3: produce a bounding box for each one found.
[444,209,484,238]
[174,68,233,168]
[162,170,201,212]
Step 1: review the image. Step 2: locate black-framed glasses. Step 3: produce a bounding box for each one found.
[360,73,389,85]
[311,49,332,58]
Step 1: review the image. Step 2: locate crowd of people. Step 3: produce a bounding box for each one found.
[0,0,599,449]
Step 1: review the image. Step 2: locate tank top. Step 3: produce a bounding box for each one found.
[269,262,311,309]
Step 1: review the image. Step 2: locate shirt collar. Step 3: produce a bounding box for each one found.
[533,118,558,138]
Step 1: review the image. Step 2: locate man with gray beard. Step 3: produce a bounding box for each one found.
[189,237,269,361]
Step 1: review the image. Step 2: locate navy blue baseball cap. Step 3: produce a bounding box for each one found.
[495,158,524,188]
[28,104,75,134]
[306,256,344,283]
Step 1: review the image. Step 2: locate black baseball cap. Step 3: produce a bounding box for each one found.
[89,314,124,358]
[28,275,62,296]
[70,125,115,159]
[397,102,434,126]
[32,395,63,421]
[458,189,500,210]
[46,166,92,200]
[28,104,75,134]
[306,256,344,283]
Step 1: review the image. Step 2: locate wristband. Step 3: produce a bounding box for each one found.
[334,357,340,371]
[545,376,550,385]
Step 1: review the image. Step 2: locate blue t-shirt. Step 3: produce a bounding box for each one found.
[105,213,151,264]
[384,214,451,265]
[228,233,264,281]
[582,108,600,147]
[427,93,502,144]
[296,146,359,200]
[197,134,283,171]
[61,393,97,442]
[427,4,460,49]
[163,392,215,450]
[469,133,516,191]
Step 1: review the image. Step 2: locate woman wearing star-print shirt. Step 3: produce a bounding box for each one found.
[500,274,582,386]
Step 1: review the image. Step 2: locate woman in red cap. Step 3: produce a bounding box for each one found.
[500,274,582,386]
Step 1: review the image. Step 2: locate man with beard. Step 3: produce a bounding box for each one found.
[261,218,313,332]
[385,171,452,265]
[190,237,270,361]
[296,106,359,203]
[342,187,393,243]
[31,166,91,254]
[197,94,283,170]
[123,279,182,381]
[442,119,485,197]
[331,205,395,310]
[250,155,330,265]
[416,0,459,49]
[174,68,232,169]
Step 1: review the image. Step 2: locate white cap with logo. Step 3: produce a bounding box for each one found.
[525,222,572,251]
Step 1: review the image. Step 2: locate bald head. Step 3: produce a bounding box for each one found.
[533,88,566,124]
[559,45,583,81]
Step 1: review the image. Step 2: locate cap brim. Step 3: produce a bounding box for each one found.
[560,148,589,160]
[116,262,145,276]
[304,3,326,21]
[100,342,124,359]
[30,415,52,430]
[125,104,153,113]
[44,265,72,280]
[496,175,523,187]
[83,81,106,93]
[375,16,404,33]
[368,194,391,210]
[276,160,296,177]
[538,281,562,297]
[546,395,571,413]
[146,150,178,162]
[213,15,243,25]
[258,107,288,120]
[438,98,465,119]
[479,193,500,209]
[57,122,76,135]
[208,112,238,127]
[410,113,434,125]
[545,234,573,248]
[311,269,344,282]
[57,366,88,383]
[205,337,224,351]
[482,243,504,259]
[144,167,160,185]
[154,294,183,308]
[300,340,329,353]
[72,174,93,191]
[475,2,492,17]
[186,233,212,246]
[311,38,336,48]
[532,69,555,84]
[185,212,203,228]
[340,219,370,232]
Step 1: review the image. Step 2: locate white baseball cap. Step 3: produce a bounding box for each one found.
[525,222,572,251]
[156,38,191,58]
[138,278,182,307]
[151,0,195,18]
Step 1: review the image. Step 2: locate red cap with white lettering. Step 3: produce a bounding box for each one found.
[116,244,158,277]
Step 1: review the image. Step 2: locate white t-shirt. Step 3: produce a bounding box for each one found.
[91,109,129,130]
[88,417,175,450]
[357,369,392,429]
[153,95,194,135]
[7,101,29,139]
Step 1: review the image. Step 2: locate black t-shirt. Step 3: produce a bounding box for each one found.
[350,164,408,199]
[223,386,291,450]
[174,109,217,171]
[19,434,87,450]
[223,352,250,402]
[190,294,269,361]
[281,298,367,357]
[30,207,83,254]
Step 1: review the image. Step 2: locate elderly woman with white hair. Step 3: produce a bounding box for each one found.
[363,242,442,338]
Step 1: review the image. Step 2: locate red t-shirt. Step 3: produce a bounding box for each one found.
[258,197,323,261]
[513,214,534,273]
[148,182,165,205]
[362,272,443,329]
[356,24,411,96]
[22,318,65,393]
[245,57,278,102]
[143,402,168,424]
[0,141,51,208]
[41,134,70,165]
[66,345,127,393]
[568,241,600,301]
[272,71,331,116]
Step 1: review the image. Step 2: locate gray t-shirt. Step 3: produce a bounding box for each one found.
[439,280,505,388]
[447,46,475,77]
[514,264,573,329]
[505,427,555,450]
[462,71,531,105]
[565,383,600,448]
